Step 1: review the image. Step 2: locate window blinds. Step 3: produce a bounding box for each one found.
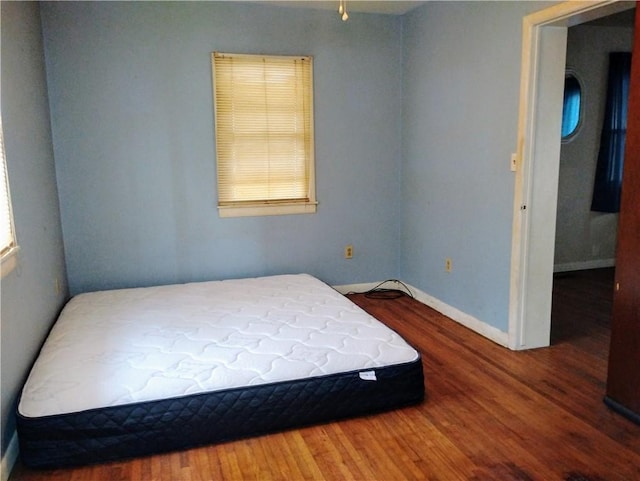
[0,120,16,257]
[212,53,314,206]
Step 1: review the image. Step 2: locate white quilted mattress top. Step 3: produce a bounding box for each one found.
[19,274,419,418]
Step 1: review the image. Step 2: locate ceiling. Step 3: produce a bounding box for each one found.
[248,1,635,23]
[251,1,427,16]
[582,7,635,27]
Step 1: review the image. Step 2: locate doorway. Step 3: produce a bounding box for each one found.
[508,0,636,351]
[552,12,635,344]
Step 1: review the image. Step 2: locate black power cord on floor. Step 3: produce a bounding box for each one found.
[348,279,414,300]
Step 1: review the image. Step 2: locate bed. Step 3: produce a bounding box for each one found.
[17,273,424,469]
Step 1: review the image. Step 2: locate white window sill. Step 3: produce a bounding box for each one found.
[219,202,317,218]
[1,246,20,279]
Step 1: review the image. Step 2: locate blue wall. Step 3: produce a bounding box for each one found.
[0,1,68,459]
[40,1,403,295]
[401,1,551,332]
[39,0,557,332]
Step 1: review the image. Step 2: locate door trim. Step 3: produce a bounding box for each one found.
[509,0,634,350]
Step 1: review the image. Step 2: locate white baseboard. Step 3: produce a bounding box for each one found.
[554,258,615,273]
[408,284,509,348]
[333,281,509,348]
[1,430,18,481]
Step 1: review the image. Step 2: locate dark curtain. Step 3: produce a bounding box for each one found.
[591,52,632,213]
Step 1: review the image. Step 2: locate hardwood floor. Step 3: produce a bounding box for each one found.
[10,269,640,481]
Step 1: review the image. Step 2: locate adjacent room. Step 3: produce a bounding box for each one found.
[2,1,640,479]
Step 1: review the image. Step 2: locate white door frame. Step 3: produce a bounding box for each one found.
[509,0,634,350]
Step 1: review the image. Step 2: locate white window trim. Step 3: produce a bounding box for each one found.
[1,245,20,279]
[0,117,18,278]
[218,201,318,218]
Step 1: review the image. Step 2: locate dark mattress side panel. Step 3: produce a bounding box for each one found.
[17,358,424,469]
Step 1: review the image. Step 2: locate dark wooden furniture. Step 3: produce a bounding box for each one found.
[604,6,640,425]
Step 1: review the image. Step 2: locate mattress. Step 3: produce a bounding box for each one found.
[17,274,424,468]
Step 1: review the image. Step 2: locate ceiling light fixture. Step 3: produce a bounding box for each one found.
[338,0,349,21]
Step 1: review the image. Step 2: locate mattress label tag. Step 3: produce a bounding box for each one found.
[359,370,377,381]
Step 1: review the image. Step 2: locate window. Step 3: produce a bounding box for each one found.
[212,52,316,217]
[0,117,18,277]
[561,73,582,140]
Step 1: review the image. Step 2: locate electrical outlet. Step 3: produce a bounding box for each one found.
[345,245,353,259]
[445,257,452,273]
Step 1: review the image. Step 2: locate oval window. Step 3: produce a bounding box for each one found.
[561,74,581,139]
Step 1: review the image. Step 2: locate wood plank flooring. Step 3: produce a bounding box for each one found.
[10,268,640,480]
